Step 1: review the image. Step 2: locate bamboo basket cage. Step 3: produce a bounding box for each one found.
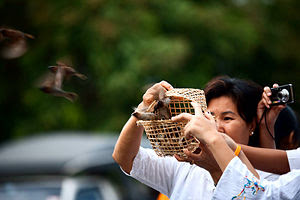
[137,88,207,158]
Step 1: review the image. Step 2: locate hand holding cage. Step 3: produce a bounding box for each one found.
[137,88,207,158]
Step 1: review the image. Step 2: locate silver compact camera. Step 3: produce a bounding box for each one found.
[270,84,294,105]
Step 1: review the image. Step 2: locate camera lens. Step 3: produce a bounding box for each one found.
[278,89,290,103]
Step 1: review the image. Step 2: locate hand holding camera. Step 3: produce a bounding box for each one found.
[261,84,294,109]
[258,83,295,146]
[270,84,294,106]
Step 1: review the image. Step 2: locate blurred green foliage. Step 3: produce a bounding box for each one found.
[0,0,299,141]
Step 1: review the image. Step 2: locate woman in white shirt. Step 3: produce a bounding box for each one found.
[172,100,300,199]
[113,81,216,200]
[112,78,281,200]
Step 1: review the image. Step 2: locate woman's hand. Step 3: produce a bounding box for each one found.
[173,127,238,184]
[172,102,222,183]
[172,101,242,175]
[136,80,173,111]
[172,102,218,144]
[174,143,222,184]
[258,84,285,120]
[172,102,260,178]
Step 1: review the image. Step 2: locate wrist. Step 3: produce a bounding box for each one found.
[206,134,224,150]
[260,121,275,128]
[234,145,241,157]
[129,115,145,131]
[206,134,236,172]
[220,133,237,151]
[136,102,146,110]
[259,124,275,136]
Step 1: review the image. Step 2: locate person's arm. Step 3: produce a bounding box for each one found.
[221,133,260,178]
[257,84,285,148]
[207,133,259,179]
[112,81,173,174]
[212,156,300,200]
[175,133,259,184]
[212,156,264,200]
[240,145,290,174]
[112,116,144,173]
[206,134,239,172]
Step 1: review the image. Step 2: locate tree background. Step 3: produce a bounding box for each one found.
[0,0,299,142]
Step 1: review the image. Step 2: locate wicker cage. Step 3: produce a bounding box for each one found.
[137,88,207,158]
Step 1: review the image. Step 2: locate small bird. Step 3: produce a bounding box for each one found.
[38,62,87,102]
[132,88,171,120]
[48,61,87,80]
[0,28,34,59]
[0,28,34,40]
[39,71,78,102]
[39,79,78,102]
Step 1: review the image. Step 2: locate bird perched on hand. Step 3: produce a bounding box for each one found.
[38,61,87,102]
[0,27,34,59]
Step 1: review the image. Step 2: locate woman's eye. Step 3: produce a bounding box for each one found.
[224,117,233,121]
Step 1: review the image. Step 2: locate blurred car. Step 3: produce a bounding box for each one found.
[0,132,157,200]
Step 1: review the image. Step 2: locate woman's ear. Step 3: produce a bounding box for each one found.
[288,131,298,149]
[288,131,295,143]
[249,119,257,135]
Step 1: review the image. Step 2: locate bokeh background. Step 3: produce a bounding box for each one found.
[0,0,299,142]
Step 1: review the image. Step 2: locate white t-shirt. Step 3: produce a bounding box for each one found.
[129,147,215,200]
[212,156,300,200]
[124,147,279,200]
[287,147,300,170]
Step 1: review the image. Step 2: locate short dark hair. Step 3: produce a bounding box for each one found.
[204,76,263,124]
[275,106,300,149]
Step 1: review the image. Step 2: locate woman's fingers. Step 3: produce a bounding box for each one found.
[263,91,271,104]
[184,149,201,161]
[262,98,269,108]
[142,83,161,105]
[272,83,279,88]
[262,93,271,108]
[262,84,286,110]
[174,154,185,162]
[264,86,272,96]
[142,81,172,105]
[191,102,213,121]
[172,113,193,122]
[273,104,286,114]
[183,122,193,138]
[204,111,215,122]
[174,153,193,163]
[262,86,272,108]
[160,80,173,91]
[191,101,204,117]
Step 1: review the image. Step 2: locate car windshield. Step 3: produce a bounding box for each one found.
[0,182,61,200]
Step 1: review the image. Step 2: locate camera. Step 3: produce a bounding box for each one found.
[270,84,294,105]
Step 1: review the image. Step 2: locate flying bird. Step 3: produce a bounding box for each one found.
[38,62,87,102]
[48,61,87,80]
[0,28,34,59]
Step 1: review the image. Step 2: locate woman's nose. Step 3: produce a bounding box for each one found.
[216,120,225,133]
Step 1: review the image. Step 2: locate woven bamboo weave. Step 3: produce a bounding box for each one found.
[137,88,207,158]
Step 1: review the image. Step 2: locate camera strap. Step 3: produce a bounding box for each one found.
[258,108,275,141]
